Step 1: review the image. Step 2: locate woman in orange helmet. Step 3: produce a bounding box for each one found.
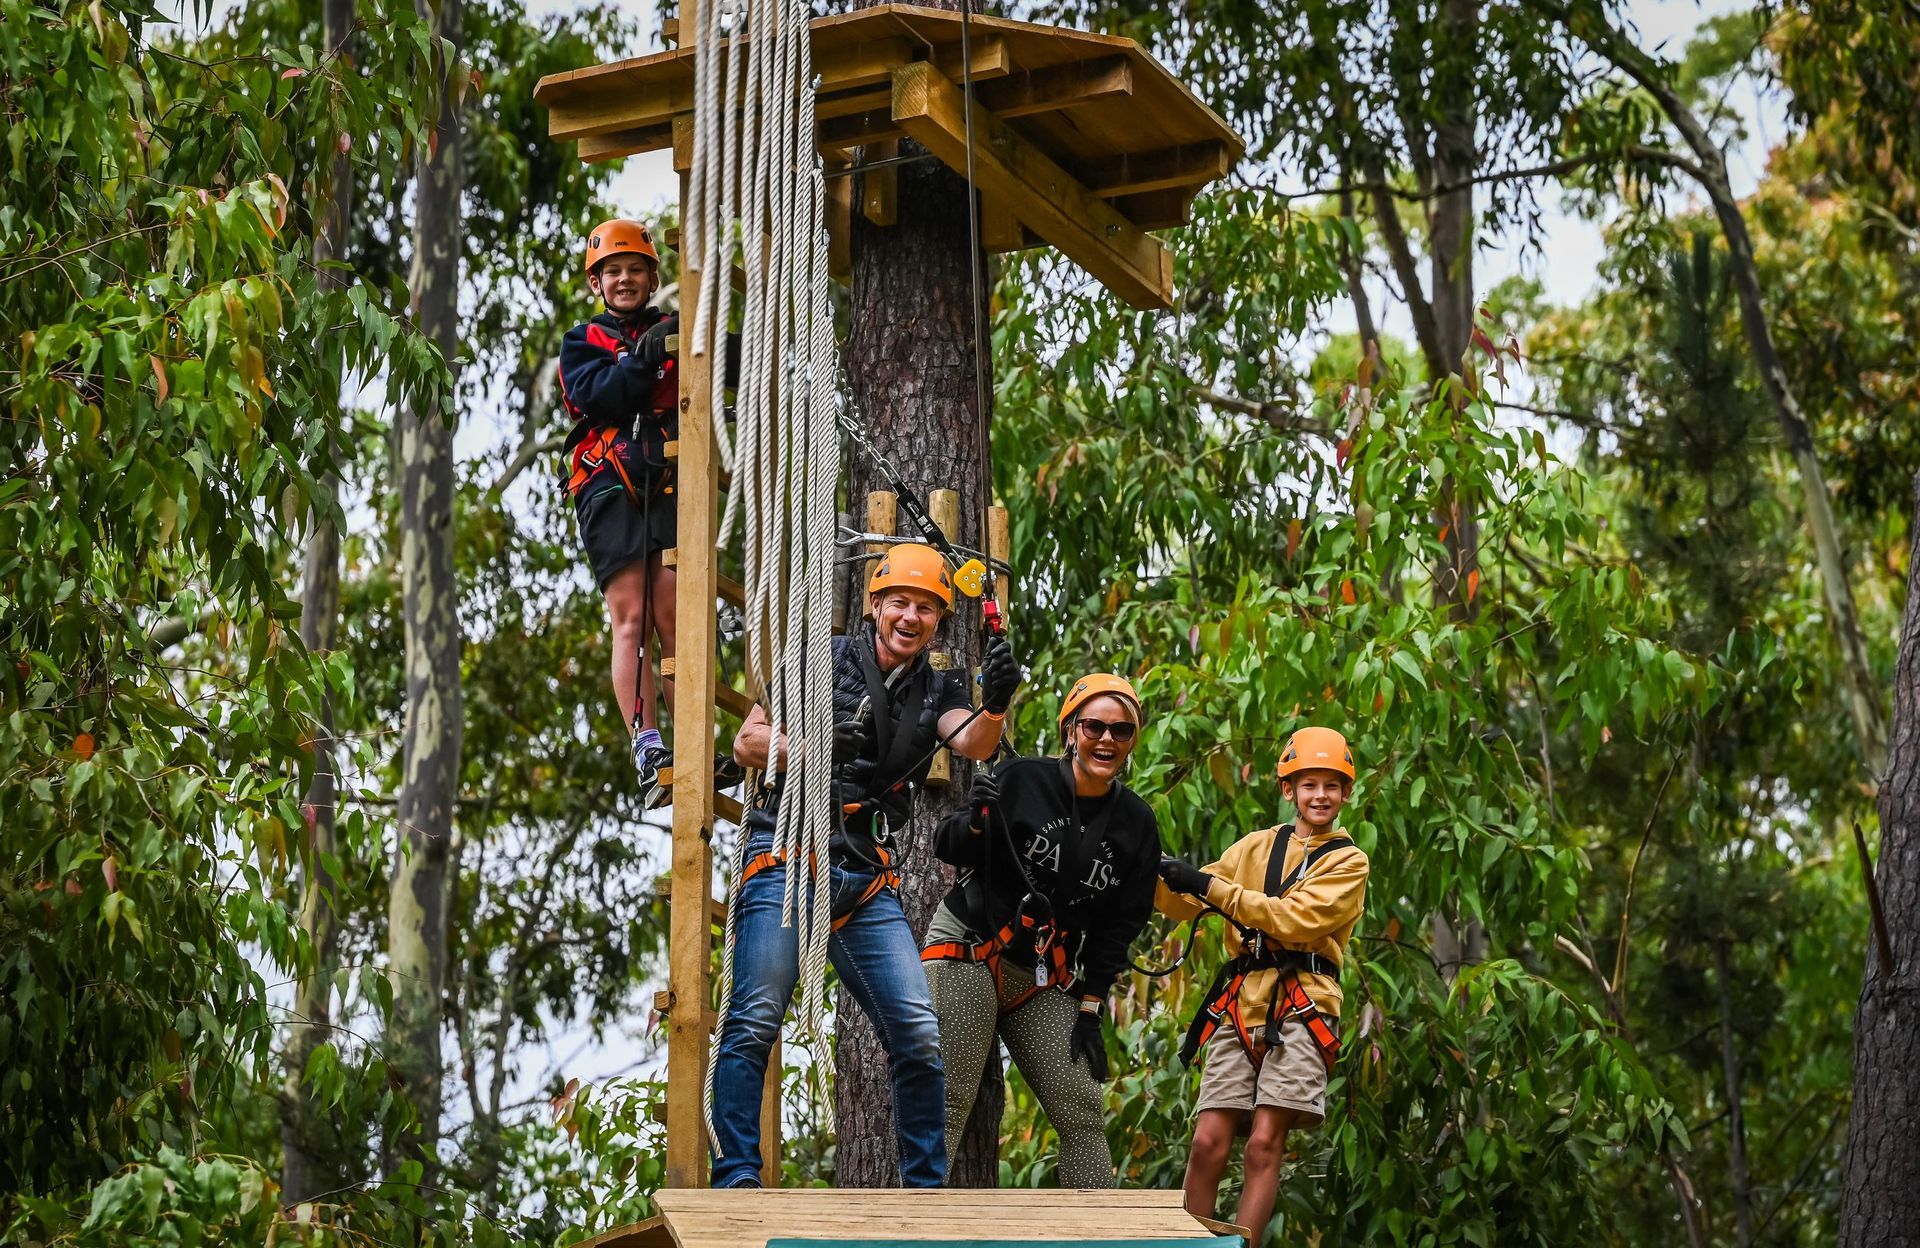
[921,672,1163,1187]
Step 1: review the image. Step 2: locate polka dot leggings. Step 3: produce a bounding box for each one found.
[923,902,1113,1188]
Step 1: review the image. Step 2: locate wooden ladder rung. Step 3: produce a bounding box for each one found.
[659,659,753,719]
[661,440,733,491]
[653,765,747,825]
[658,547,745,608]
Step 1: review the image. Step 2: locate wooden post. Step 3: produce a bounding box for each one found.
[759,1039,782,1187]
[926,488,961,787]
[666,0,717,1191]
[988,504,1010,636]
[865,490,899,607]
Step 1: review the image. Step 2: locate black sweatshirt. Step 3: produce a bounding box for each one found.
[934,755,1161,999]
[556,308,678,453]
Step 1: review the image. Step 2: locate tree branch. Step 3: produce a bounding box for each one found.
[487,433,564,498]
[1191,387,1333,439]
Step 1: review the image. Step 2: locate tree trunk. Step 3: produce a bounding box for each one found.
[833,125,1002,1186]
[1713,938,1754,1248]
[280,0,356,1204]
[1837,470,1920,1246]
[386,0,464,1180]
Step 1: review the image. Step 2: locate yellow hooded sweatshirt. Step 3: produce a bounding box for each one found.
[1156,824,1368,1023]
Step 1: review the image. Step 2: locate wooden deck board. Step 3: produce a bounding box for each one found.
[632,1189,1226,1248]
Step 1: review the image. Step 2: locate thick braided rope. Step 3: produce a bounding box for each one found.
[783,3,836,1030]
[702,0,841,1161]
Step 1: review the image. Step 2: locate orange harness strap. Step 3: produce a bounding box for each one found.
[1192,970,1340,1074]
[921,916,1075,1016]
[738,846,897,933]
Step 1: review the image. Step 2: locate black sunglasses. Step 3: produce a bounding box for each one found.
[1075,717,1137,743]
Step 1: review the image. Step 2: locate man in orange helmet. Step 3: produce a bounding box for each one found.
[716,543,1020,1188]
[1156,726,1370,1246]
[556,217,685,806]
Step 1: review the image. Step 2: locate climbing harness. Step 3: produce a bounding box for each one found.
[737,844,900,931]
[921,757,1119,1010]
[1178,831,1353,1074]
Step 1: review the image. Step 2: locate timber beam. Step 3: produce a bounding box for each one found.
[890,59,1172,310]
[561,37,1010,162]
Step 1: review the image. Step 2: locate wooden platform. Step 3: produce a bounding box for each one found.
[578,1189,1242,1248]
[533,4,1243,309]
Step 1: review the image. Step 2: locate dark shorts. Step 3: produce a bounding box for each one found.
[573,479,674,591]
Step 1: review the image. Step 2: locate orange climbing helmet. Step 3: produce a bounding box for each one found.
[1058,673,1143,731]
[867,543,954,611]
[1277,726,1355,782]
[584,217,660,276]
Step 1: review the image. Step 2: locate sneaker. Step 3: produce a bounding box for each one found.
[635,741,673,809]
[714,752,746,790]
[717,602,746,641]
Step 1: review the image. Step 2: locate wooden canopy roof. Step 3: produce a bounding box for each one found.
[533,4,1244,309]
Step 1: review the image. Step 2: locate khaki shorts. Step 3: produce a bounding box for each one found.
[1193,1019,1329,1127]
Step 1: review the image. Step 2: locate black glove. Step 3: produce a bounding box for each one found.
[1070,1007,1109,1081]
[833,717,873,766]
[634,314,679,370]
[979,637,1021,715]
[967,771,1001,829]
[1159,854,1214,898]
[834,755,876,810]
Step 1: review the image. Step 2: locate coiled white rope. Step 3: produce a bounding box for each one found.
[698,0,841,1154]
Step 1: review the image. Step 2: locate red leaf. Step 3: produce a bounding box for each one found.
[428,129,440,162]
[73,732,95,760]
[1335,438,1352,469]
[1466,568,1481,604]
[103,857,118,892]
[1437,523,1450,546]
[338,131,352,155]
[150,355,169,404]
[1340,579,1356,605]
[281,67,305,79]
[1285,517,1302,561]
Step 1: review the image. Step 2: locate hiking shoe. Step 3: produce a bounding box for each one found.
[714,752,746,790]
[717,602,746,641]
[635,741,673,809]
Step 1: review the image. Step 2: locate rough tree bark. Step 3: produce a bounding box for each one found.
[280,0,356,1204]
[385,0,464,1180]
[1837,472,1920,1246]
[833,113,1003,1187]
[1539,0,1888,776]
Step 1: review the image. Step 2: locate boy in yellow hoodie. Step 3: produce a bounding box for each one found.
[1156,726,1369,1246]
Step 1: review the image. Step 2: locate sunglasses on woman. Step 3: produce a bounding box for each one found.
[1075,717,1137,743]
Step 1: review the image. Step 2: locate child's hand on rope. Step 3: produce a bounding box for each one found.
[979,637,1021,714]
[1159,855,1214,898]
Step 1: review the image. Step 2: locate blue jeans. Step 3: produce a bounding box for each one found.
[709,834,947,1189]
